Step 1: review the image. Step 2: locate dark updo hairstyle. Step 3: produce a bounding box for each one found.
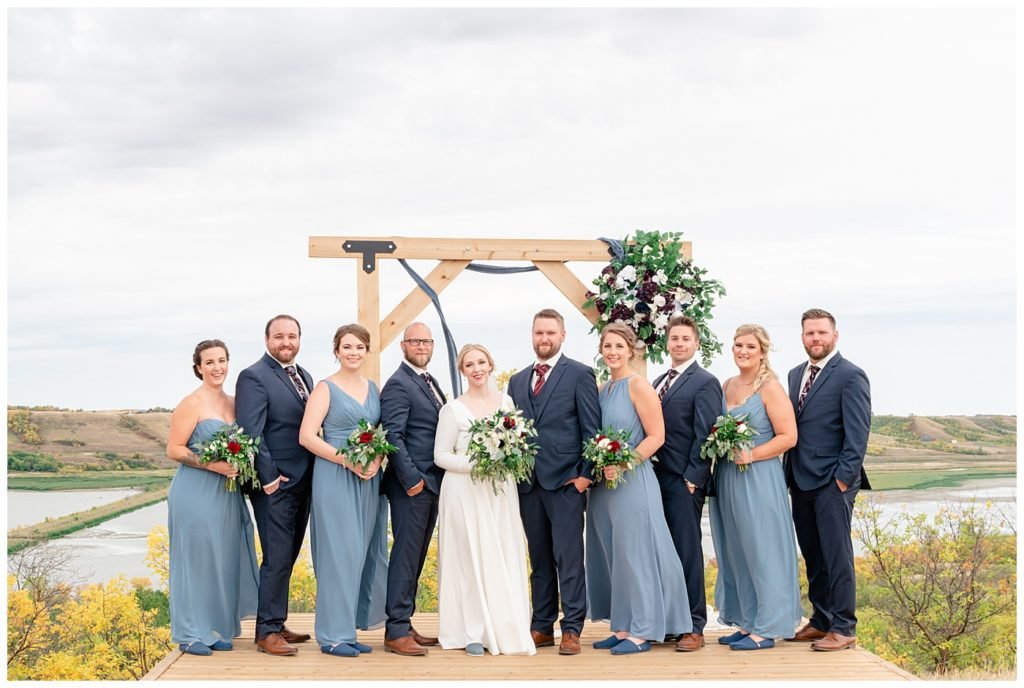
[193,339,229,380]
[333,323,372,356]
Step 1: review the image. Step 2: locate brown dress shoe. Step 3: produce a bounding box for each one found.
[788,622,828,642]
[256,633,298,656]
[675,633,705,652]
[811,631,857,652]
[384,636,428,656]
[410,627,439,647]
[530,630,555,648]
[559,631,581,655]
[280,626,311,644]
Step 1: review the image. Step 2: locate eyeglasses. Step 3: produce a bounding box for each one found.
[403,338,434,346]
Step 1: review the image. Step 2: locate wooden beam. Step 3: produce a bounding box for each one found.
[356,258,382,384]
[379,260,470,349]
[310,236,615,262]
[532,261,600,326]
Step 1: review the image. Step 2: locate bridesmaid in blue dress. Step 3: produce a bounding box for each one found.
[299,324,389,658]
[166,339,259,656]
[709,324,802,650]
[586,323,692,655]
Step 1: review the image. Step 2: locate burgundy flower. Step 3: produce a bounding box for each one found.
[608,441,621,453]
[609,304,632,321]
[228,441,242,455]
[359,431,375,444]
[502,416,516,429]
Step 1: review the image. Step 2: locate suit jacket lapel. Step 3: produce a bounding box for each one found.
[532,358,567,419]
[269,358,306,406]
[403,363,443,409]
[661,365,696,405]
[798,353,842,416]
[789,367,802,409]
[514,367,536,416]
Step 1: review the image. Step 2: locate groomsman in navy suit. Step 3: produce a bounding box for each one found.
[652,314,723,652]
[380,323,446,656]
[784,309,871,652]
[509,308,600,656]
[236,314,315,656]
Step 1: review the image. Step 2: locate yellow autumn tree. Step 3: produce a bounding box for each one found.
[145,525,169,589]
[52,576,171,680]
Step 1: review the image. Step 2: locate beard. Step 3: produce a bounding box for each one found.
[533,341,561,360]
[803,341,835,362]
[271,345,298,364]
[405,350,432,368]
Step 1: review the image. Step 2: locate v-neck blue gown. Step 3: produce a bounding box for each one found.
[708,391,802,639]
[310,380,389,647]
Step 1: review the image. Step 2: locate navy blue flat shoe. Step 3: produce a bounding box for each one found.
[593,634,623,649]
[466,642,485,656]
[209,639,233,651]
[321,643,360,657]
[350,641,372,654]
[731,636,775,651]
[610,639,651,655]
[179,642,212,656]
[718,630,750,645]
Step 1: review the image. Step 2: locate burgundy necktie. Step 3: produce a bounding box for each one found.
[284,365,308,403]
[658,369,679,400]
[421,373,443,410]
[797,364,820,413]
[533,364,551,396]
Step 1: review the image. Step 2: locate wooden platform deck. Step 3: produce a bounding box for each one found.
[143,614,916,681]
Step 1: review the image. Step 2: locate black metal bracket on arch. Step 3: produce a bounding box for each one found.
[343,240,397,273]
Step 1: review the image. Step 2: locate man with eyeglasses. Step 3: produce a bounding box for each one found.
[379,322,447,656]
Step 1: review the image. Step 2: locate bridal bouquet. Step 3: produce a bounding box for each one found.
[340,419,397,470]
[467,409,538,494]
[699,413,759,473]
[584,428,636,489]
[199,424,261,492]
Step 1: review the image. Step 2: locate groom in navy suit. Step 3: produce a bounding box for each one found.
[380,323,447,656]
[784,308,871,652]
[652,315,722,652]
[236,314,316,656]
[509,308,600,656]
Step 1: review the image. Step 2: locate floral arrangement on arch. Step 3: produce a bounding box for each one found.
[584,230,725,366]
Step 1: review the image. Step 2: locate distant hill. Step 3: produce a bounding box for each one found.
[7,407,1015,472]
[8,408,174,468]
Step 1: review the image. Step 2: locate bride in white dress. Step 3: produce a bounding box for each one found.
[433,343,535,657]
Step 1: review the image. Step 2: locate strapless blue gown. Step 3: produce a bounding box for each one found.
[310,380,389,647]
[168,419,259,646]
[709,392,802,639]
[586,375,692,639]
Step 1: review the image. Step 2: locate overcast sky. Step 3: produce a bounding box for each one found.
[6,7,1017,415]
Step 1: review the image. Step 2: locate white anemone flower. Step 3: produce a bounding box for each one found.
[618,265,637,283]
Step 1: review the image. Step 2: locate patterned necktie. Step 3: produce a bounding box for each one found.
[797,364,821,413]
[533,364,551,396]
[658,369,679,400]
[284,365,308,403]
[421,373,443,410]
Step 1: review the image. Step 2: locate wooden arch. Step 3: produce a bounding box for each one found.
[308,236,692,382]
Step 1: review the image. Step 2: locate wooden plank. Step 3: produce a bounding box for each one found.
[151,614,916,681]
[378,260,470,349]
[532,261,600,326]
[310,237,616,262]
[357,259,382,384]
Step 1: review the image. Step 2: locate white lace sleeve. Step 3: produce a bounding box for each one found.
[433,403,472,473]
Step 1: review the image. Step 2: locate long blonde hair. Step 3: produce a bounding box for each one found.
[733,324,777,393]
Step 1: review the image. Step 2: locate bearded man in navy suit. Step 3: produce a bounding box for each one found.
[784,308,871,652]
[379,323,447,656]
[509,308,600,656]
[652,314,723,652]
[236,314,316,656]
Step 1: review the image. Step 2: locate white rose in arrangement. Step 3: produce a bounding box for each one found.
[652,269,667,285]
[597,437,611,449]
[652,294,666,308]
[675,288,693,304]
[618,265,637,283]
[737,423,748,434]
[654,312,669,329]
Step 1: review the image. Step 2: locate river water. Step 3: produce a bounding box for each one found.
[7,478,1016,587]
[6,488,143,529]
